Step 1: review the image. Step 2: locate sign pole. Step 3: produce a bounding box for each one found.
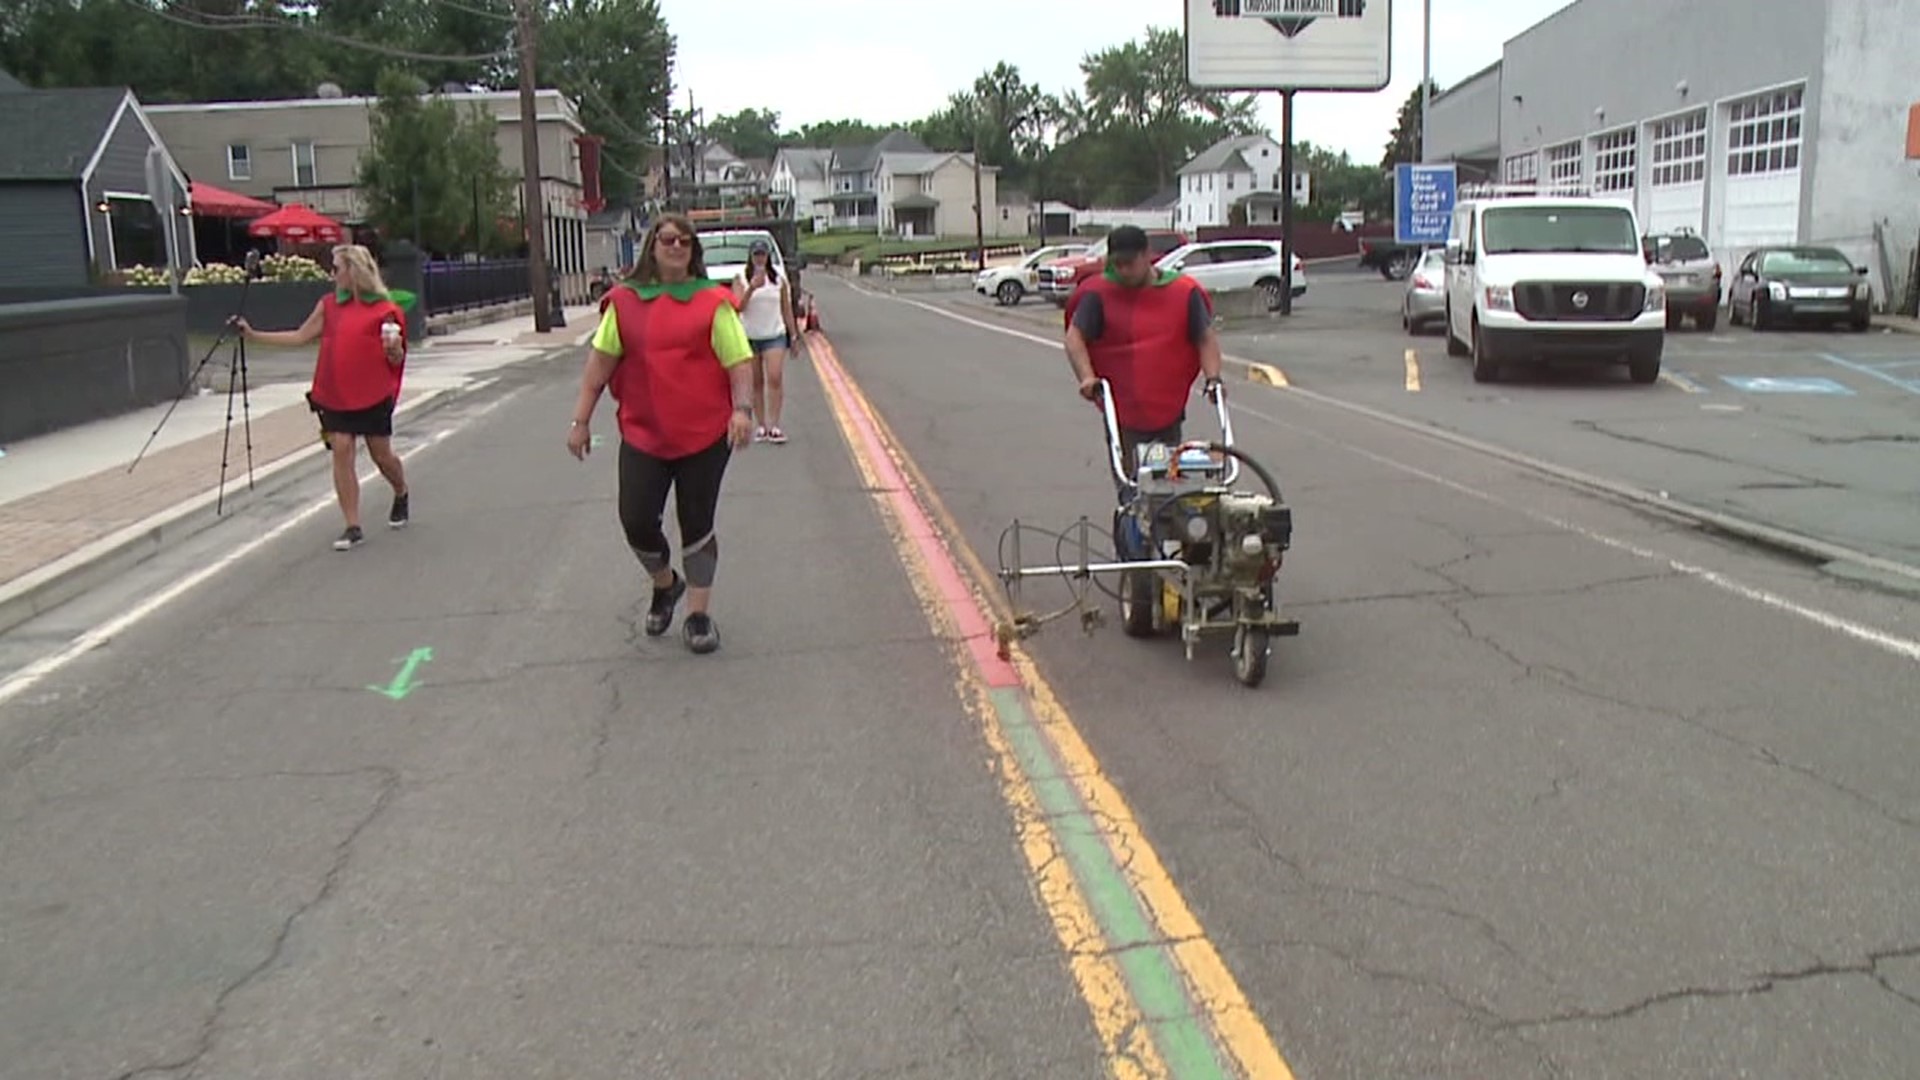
[1280,89,1295,316]
[1420,0,1432,162]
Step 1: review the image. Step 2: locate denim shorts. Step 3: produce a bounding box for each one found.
[749,333,790,354]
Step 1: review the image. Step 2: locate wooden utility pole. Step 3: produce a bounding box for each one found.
[971,128,985,271]
[514,0,553,332]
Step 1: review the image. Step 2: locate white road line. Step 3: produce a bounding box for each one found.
[0,388,527,710]
[824,275,1920,666]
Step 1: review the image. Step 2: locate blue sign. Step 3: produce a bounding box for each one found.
[1719,376,1855,395]
[1394,163,1456,246]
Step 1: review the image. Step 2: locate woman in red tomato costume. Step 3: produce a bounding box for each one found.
[235,243,414,552]
[566,213,757,655]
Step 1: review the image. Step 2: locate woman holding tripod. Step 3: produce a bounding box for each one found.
[233,244,412,551]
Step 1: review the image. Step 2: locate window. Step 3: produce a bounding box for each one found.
[291,140,316,187]
[104,195,167,268]
[1480,205,1639,256]
[1725,85,1803,177]
[1649,110,1707,186]
[1759,247,1853,275]
[1591,128,1636,193]
[1544,141,1582,187]
[1503,152,1538,185]
[227,144,250,181]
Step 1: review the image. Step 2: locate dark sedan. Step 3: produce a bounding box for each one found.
[1728,245,1873,332]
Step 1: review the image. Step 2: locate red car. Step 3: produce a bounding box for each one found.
[1036,229,1189,305]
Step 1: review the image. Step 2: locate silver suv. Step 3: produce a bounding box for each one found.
[1641,228,1721,331]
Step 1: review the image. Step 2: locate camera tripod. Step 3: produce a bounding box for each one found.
[129,254,259,517]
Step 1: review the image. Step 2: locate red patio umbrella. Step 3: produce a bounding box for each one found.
[246,202,344,243]
[189,180,277,219]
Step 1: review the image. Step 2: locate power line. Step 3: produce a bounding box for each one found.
[128,0,517,64]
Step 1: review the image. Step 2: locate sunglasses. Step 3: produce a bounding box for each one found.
[655,233,693,248]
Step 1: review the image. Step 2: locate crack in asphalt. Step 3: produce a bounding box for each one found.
[1503,944,1920,1028]
[1571,419,1840,488]
[112,766,401,1080]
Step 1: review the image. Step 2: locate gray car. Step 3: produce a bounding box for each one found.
[1641,229,1721,331]
[1401,248,1446,333]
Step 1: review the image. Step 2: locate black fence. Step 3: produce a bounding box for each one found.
[421,258,531,315]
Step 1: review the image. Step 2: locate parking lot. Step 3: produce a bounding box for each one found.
[915,261,1920,585]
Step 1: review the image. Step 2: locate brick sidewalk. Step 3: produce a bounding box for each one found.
[0,403,320,590]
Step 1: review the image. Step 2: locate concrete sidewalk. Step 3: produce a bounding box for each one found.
[0,304,599,635]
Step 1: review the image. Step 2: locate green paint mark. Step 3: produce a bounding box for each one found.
[590,434,606,448]
[989,687,1231,1078]
[367,647,434,700]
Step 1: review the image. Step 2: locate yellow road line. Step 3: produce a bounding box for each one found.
[1659,371,1704,393]
[811,333,1171,1079]
[1242,360,1290,388]
[1404,349,1422,392]
[812,331,1298,1080]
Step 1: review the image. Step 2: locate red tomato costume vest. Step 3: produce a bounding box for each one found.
[311,291,406,412]
[603,281,735,459]
[1064,269,1209,431]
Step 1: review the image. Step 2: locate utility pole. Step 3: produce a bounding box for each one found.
[1279,90,1295,316]
[514,0,552,332]
[1420,0,1432,162]
[971,127,985,271]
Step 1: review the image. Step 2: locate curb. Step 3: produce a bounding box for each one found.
[1225,352,1920,589]
[0,383,477,637]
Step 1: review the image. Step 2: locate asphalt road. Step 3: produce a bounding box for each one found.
[3,275,1918,1079]
[929,265,1920,588]
[817,270,1920,1078]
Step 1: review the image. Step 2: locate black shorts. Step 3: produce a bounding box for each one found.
[311,395,395,437]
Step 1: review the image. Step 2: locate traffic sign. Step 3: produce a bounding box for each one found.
[1394,162,1455,246]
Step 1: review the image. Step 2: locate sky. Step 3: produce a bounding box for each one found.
[659,0,1575,163]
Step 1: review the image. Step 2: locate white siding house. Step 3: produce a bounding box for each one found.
[770,147,832,230]
[1176,135,1311,230]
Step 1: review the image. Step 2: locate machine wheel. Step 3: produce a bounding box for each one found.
[1232,626,1270,687]
[1120,569,1158,637]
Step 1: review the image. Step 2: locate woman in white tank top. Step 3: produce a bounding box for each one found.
[729,239,799,443]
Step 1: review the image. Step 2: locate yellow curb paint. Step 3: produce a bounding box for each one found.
[1404,349,1422,392]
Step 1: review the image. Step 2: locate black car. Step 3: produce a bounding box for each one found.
[1728,245,1872,332]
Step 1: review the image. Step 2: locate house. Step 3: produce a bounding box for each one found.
[1176,134,1310,230]
[0,73,196,288]
[585,204,638,274]
[145,88,596,300]
[876,149,1005,238]
[821,130,929,230]
[770,147,833,229]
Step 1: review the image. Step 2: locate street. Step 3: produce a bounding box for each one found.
[3,269,1919,1079]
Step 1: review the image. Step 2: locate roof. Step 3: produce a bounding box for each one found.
[776,147,833,181]
[833,130,929,174]
[892,192,939,210]
[1178,134,1280,177]
[1136,187,1178,209]
[880,150,975,176]
[0,87,130,182]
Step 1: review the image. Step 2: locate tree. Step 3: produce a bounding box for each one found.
[1378,80,1438,170]
[538,0,677,202]
[1078,26,1263,193]
[357,68,516,255]
[707,107,782,161]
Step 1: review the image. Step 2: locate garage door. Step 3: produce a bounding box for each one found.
[1644,108,1707,234]
[1713,85,1804,269]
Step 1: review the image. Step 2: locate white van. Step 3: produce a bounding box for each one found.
[1442,188,1667,384]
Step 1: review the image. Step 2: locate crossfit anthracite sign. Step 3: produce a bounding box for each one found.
[1186,0,1391,93]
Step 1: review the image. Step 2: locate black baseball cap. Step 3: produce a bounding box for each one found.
[1107,225,1149,259]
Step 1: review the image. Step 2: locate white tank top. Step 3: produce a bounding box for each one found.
[736,273,787,338]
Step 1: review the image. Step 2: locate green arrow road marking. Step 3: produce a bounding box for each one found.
[367,647,434,700]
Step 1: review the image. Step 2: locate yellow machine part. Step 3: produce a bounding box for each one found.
[1160,579,1181,625]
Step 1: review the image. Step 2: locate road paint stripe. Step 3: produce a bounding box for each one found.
[0,388,527,711]
[1244,361,1289,387]
[1659,371,1705,393]
[1817,352,1920,394]
[1403,348,1422,392]
[809,329,1297,1079]
[821,273,1920,663]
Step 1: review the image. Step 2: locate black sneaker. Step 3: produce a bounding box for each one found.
[683,612,720,654]
[644,572,686,636]
[332,525,364,551]
[388,492,410,529]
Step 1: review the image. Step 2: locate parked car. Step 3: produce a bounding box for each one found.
[1641,228,1722,331]
[1037,229,1188,304]
[1727,244,1873,332]
[974,243,1089,306]
[1360,235,1423,280]
[1158,239,1305,310]
[1401,247,1445,333]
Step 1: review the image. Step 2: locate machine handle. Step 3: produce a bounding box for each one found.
[1094,378,1130,488]
[1204,379,1240,486]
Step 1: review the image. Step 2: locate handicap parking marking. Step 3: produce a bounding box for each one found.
[1720,375,1857,395]
[1817,353,1920,394]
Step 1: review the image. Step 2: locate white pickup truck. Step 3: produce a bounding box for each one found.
[1443,190,1667,385]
